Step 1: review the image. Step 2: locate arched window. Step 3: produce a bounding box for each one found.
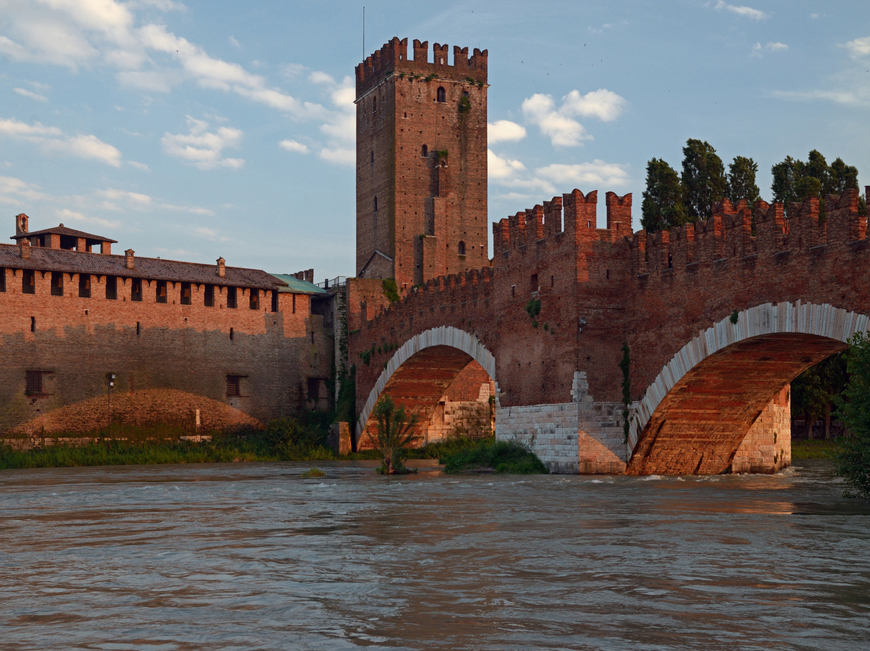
[436,87,446,102]
[421,144,428,157]
[373,196,378,212]
[458,241,466,255]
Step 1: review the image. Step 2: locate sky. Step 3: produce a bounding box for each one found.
[1,0,868,282]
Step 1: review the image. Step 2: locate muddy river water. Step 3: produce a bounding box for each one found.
[1,460,868,650]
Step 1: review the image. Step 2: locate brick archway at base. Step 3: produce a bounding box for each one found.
[356,326,496,440]
[627,302,869,475]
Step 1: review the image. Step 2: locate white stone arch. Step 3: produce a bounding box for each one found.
[628,301,870,455]
[357,326,497,437]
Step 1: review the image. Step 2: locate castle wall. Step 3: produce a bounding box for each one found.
[0,267,332,433]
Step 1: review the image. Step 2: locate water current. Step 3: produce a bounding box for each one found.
[1,460,868,650]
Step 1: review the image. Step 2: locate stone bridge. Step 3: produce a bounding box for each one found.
[347,187,870,475]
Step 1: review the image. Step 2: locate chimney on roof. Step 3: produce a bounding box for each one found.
[15,213,28,236]
[19,238,30,259]
[217,257,226,278]
[125,249,134,269]
[305,269,314,283]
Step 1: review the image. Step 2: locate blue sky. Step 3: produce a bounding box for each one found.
[1,0,867,281]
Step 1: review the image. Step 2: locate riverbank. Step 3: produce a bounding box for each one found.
[791,438,839,460]
[0,421,498,470]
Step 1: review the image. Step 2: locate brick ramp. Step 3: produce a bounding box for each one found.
[10,388,262,435]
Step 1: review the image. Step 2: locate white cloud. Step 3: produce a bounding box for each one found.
[536,161,631,188]
[752,42,789,57]
[95,188,152,207]
[488,120,526,144]
[521,88,626,147]
[562,89,626,121]
[843,36,870,58]
[228,35,240,48]
[0,117,62,137]
[522,94,591,147]
[56,207,120,229]
[279,139,310,154]
[13,87,48,101]
[488,149,526,179]
[0,175,47,203]
[128,161,150,171]
[44,134,122,166]
[160,203,215,216]
[714,1,769,20]
[161,115,244,170]
[318,147,354,166]
[0,117,123,166]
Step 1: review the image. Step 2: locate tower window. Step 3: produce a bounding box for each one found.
[458,241,466,255]
[156,280,167,304]
[22,269,35,294]
[373,96,377,112]
[437,87,446,102]
[131,278,142,302]
[249,289,260,310]
[227,286,237,309]
[373,196,378,212]
[180,282,191,305]
[204,284,214,307]
[79,274,91,298]
[105,276,117,300]
[226,375,242,397]
[421,144,428,157]
[371,150,374,164]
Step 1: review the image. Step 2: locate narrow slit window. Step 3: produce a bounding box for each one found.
[131,279,142,302]
[458,241,466,255]
[30,316,35,332]
[437,86,446,102]
[105,276,117,300]
[422,144,428,157]
[271,290,278,313]
[79,274,91,298]
[373,196,378,212]
[50,271,64,297]
[22,270,35,294]
[0,268,6,292]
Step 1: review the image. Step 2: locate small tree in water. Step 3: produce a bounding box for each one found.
[366,395,420,474]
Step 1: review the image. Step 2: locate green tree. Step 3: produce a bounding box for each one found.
[830,157,859,195]
[726,156,761,206]
[641,158,687,232]
[834,333,870,498]
[791,351,848,439]
[365,395,420,474]
[771,155,804,205]
[805,150,833,195]
[681,139,726,220]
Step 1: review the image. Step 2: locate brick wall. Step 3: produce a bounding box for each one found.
[0,267,332,433]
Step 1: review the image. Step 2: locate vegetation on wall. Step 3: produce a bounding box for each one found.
[525,298,541,328]
[382,278,399,304]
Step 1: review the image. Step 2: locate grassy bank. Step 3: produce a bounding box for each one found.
[439,439,549,474]
[0,420,500,471]
[791,438,839,460]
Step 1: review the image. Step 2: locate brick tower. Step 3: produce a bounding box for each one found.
[355,38,489,291]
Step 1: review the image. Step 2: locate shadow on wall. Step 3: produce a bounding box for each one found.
[9,388,262,436]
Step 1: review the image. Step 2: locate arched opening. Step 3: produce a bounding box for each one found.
[356,327,497,449]
[436,87,446,103]
[359,346,494,448]
[458,241,466,255]
[421,144,428,157]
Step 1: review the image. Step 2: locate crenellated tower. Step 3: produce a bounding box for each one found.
[355,37,489,291]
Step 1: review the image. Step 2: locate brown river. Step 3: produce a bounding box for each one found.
[1,460,868,650]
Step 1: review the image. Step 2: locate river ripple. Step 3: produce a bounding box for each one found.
[1,460,868,650]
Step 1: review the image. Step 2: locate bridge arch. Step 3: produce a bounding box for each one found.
[357,326,496,442]
[627,301,869,475]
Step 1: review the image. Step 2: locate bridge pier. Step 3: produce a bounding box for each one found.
[495,372,627,474]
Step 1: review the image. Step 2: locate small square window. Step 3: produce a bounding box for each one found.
[226,375,243,397]
[26,370,49,395]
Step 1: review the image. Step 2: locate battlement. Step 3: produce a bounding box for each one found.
[356,37,488,96]
[632,188,867,277]
[492,189,632,256]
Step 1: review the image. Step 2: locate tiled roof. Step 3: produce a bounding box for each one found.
[0,244,287,290]
[11,224,117,243]
[269,273,326,295]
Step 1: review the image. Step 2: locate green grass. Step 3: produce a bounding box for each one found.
[791,438,839,460]
[439,439,549,474]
